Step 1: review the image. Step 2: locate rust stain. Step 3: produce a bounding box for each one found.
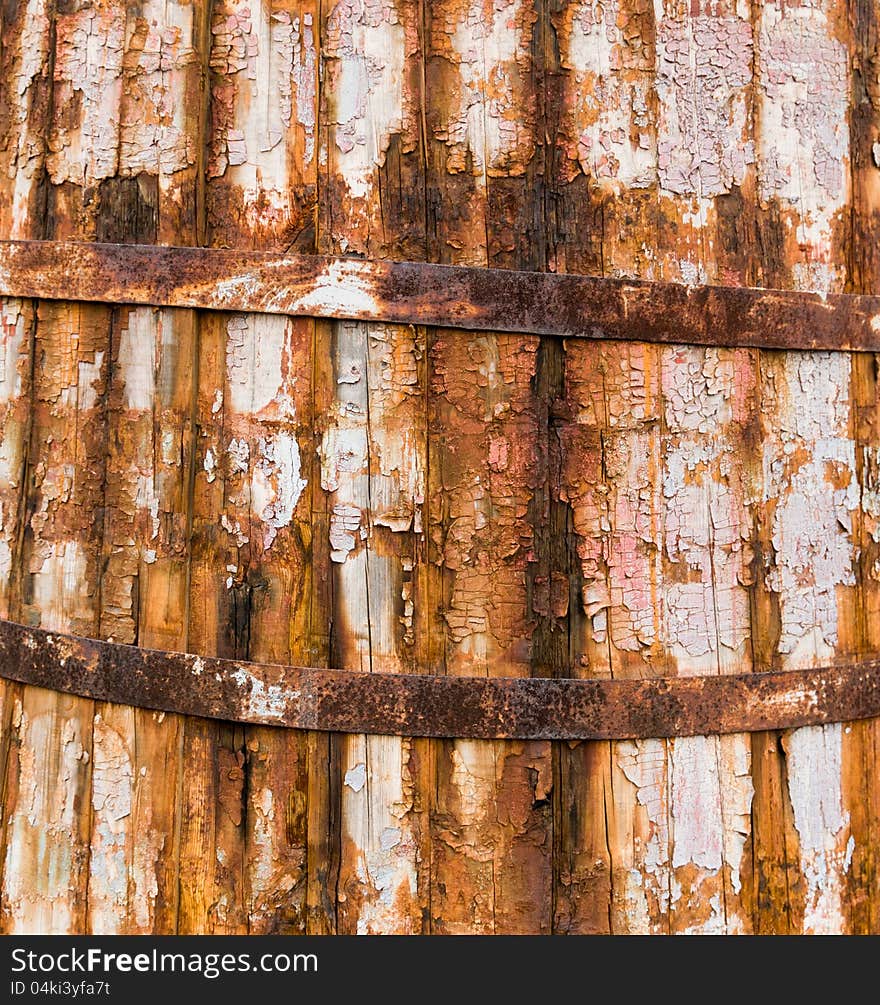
[3,239,880,352]
[1,0,879,939]
[1,617,879,740]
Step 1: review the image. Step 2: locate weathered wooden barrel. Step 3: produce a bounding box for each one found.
[1,0,880,935]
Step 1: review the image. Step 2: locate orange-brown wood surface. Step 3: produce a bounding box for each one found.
[1,0,879,934]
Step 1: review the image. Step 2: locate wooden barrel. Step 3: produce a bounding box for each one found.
[0,0,878,935]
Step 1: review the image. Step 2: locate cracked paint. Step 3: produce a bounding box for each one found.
[0,0,877,938]
[88,714,133,934]
[0,0,53,237]
[47,7,125,185]
[322,0,407,253]
[558,0,654,190]
[208,1,318,248]
[785,724,851,934]
[325,318,425,932]
[119,4,198,178]
[655,10,753,199]
[757,0,849,284]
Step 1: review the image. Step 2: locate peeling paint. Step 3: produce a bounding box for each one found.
[431,334,540,670]
[329,503,362,564]
[344,761,366,792]
[762,354,857,658]
[785,724,850,934]
[325,0,403,175]
[251,431,306,548]
[47,8,125,185]
[2,703,91,934]
[88,714,133,934]
[617,739,670,929]
[559,0,654,190]
[322,0,405,252]
[0,301,29,607]
[223,314,307,549]
[327,316,426,931]
[655,11,753,198]
[3,0,53,237]
[440,0,536,177]
[208,1,317,247]
[757,0,849,271]
[662,347,752,663]
[119,4,197,177]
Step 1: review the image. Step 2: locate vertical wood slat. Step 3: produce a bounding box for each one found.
[0,0,124,932]
[651,2,755,935]
[88,0,207,935]
[0,298,34,910]
[0,0,52,931]
[844,0,880,936]
[318,0,430,934]
[751,0,855,935]
[306,322,337,935]
[181,310,248,935]
[424,0,552,934]
[179,0,326,935]
[92,305,196,934]
[2,300,110,933]
[550,0,670,935]
[545,0,617,934]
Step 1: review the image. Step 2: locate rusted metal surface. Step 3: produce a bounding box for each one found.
[3,239,880,353]
[2,617,879,740]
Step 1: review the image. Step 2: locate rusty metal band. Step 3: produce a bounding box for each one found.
[1,619,879,739]
[2,239,880,352]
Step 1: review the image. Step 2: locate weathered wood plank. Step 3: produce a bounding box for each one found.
[425,0,552,934]
[0,0,52,931]
[218,310,316,933]
[843,0,880,936]
[0,298,35,929]
[0,0,127,932]
[1,301,110,933]
[89,305,195,934]
[180,310,248,934]
[651,2,755,936]
[547,0,649,933]
[192,0,325,936]
[551,0,759,935]
[318,0,430,934]
[752,0,855,935]
[86,0,208,934]
[0,0,53,241]
[550,0,668,935]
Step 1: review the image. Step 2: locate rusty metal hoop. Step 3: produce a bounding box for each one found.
[1,619,878,739]
[2,239,880,352]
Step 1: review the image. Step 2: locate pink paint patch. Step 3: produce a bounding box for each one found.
[488,435,509,472]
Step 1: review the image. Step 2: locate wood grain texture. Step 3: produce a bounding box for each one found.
[0,0,52,932]
[87,0,208,935]
[1,300,109,933]
[652,2,755,936]
[0,0,879,934]
[424,0,553,934]
[550,0,661,934]
[317,0,430,934]
[843,0,880,936]
[0,0,120,932]
[89,305,195,934]
[750,0,855,935]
